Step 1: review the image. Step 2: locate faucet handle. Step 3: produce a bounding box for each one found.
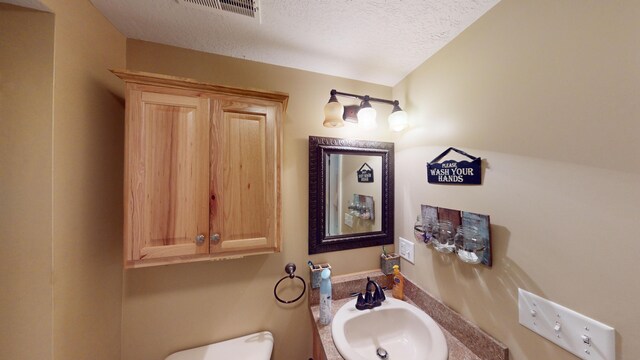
[377,287,386,302]
[372,287,385,306]
[364,290,373,304]
[355,293,368,310]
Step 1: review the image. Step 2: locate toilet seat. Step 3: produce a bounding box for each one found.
[165,331,273,360]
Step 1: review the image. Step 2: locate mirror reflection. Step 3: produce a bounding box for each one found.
[325,154,382,236]
[308,136,394,255]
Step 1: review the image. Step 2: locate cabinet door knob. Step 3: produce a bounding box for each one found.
[195,234,205,244]
[210,233,221,243]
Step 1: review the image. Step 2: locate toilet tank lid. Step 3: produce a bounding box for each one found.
[165,331,274,360]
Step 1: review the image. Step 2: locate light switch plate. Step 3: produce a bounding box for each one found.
[398,237,414,264]
[518,288,615,360]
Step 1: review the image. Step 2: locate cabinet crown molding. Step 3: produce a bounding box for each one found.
[111,69,289,109]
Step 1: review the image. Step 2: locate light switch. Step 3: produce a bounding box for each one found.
[518,288,615,360]
[398,237,414,264]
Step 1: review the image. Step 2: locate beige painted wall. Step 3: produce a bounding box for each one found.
[0,4,54,359]
[39,0,127,359]
[12,1,636,359]
[123,39,394,360]
[393,0,640,359]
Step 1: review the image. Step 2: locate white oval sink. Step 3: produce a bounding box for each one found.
[331,297,448,360]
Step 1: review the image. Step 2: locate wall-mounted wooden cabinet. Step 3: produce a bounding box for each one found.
[113,70,287,268]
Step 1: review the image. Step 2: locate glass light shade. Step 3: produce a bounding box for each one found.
[323,101,344,128]
[388,109,409,132]
[357,107,377,130]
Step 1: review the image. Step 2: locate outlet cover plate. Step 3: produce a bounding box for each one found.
[518,288,615,360]
[398,237,414,264]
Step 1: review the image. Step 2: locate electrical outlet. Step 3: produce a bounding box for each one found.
[518,288,615,360]
[398,237,414,264]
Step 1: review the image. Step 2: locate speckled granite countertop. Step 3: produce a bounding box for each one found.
[308,270,508,360]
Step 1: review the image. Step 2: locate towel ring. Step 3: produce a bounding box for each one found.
[274,263,306,304]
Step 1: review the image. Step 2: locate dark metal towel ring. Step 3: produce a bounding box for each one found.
[274,263,306,304]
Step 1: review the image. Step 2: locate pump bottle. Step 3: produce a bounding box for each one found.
[319,268,332,325]
[392,265,404,300]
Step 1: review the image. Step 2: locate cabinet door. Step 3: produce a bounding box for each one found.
[210,98,281,256]
[125,90,210,265]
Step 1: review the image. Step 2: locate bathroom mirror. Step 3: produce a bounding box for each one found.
[308,136,394,254]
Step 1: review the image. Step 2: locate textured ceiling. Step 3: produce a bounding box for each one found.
[9,0,500,86]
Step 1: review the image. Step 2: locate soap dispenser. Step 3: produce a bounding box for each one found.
[319,268,332,325]
[392,265,404,300]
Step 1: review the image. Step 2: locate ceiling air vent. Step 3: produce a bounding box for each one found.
[178,0,260,21]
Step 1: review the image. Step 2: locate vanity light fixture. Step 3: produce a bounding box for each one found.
[322,91,344,128]
[323,89,409,131]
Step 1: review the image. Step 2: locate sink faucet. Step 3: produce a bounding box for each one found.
[355,277,386,310]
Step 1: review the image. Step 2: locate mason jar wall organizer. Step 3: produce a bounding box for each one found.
[454,225,485,264]
[415,204,492,267]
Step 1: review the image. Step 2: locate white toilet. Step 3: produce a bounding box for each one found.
[165,331,274,360]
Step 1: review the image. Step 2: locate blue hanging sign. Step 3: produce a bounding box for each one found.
[357,163,374,183]
[427,147,481,185]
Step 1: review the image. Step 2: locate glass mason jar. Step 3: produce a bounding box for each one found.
[413,215,426,243]
[422,218,436,246]
[454,225,486,264]
[431,220,454,253]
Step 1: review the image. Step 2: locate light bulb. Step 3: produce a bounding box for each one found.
[388,109,408,132]
[357,102,377,130]
[323,98,344,128]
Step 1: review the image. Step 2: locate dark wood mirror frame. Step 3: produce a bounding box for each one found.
[308,136,394,254]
